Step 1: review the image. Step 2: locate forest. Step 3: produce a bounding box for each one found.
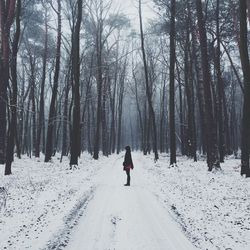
[1,1,250,250]
[0,0,250,177]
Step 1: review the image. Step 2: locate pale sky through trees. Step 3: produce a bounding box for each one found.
[113,0,156,28]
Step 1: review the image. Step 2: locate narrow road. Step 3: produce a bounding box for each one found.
[65,153,196,250]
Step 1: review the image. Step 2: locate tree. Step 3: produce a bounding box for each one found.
[70,0,82,166]
[0,0,16,164]
[35,3,48,158]
[45,0,62,162]
[169,0,176,165]
[196,0,220,171]
[239,0,250,177]
[5,0,21,175]
[138,0,158,161]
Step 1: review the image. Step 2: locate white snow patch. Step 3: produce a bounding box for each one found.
[141,153,250,250]
[0,153,112,250]
[1,152,249,250]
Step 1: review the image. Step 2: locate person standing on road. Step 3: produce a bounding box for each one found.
[123,146,134,186]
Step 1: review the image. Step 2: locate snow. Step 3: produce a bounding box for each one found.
[1,152,250,250]
[0,153,107,250]
[65,153,195,250]
[141,154,250,250]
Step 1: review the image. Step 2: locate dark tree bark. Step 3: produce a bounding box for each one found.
[133,70,144,152]
[176,63,185,155]
[25,46,37,157]
[93,7,104,160]
[61,64,71,161]
[191,26,206,155]
[109,76,117,154]
[109,43,119,154]
[159,77,166,153]
[116,61,126,154]
[143,102,147,155]
[19,66,25,155]
[196,0,220,170]
[0,0,16,164]
[87,96,92,154]
[215,0,225,162]
[169,0,176,165]
[70,0,82,166]
[102,74,108,156]
[81,52,93,152]
[27,53,37,157]
[139,0,158,161]
[184,5,197,161]
[5,0,21,175]
[23,96,31,155]
[45,0,61,162]
[35,8,48,158]
[239,0,250,177]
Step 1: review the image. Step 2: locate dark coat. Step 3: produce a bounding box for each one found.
[123,147,134,171]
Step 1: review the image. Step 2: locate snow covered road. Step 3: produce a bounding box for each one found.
[65,154,196,250]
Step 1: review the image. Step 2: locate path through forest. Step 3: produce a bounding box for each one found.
[65,154,196,250]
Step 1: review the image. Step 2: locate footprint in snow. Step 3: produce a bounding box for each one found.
[110,216,122,226]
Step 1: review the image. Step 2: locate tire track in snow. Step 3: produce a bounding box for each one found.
[42,186,96,250]
[65,153,196,250]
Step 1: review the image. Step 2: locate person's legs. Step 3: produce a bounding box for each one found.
[125,170,130,186]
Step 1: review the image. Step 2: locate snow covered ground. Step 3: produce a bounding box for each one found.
[0,152,250,250]
[65,153,195,250]
[0,153,106,250]
[141,154,250,250]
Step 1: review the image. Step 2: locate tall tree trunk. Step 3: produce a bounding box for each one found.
[109,80,117,154]
[93,7,103,160]
[196,0,220,170]
[215,0,225,162]
[5,0,21,175]
[116,68,125,154]
[61,65,71,160]
[169,0,176,165]
[102,74,108,156]
[23,97,31,155]
[61,65,71,161]
[36,9,48,158]
[133,70,144,151]
[185,5,197,161]
[87,95,92,154]
[239,0,250,177]
[70,0,82,166]
[191,28,206,155]
[176,63,185,155]
[81,52,93,152]
[19,66,25,155]
[184,32,195,159]
[138,0,158,161]
[159,77,166,153]
[0,0,16,164]
[28,54,36,156]
[45,0,61,162]
[109,42,119,154]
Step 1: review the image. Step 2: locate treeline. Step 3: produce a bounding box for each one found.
[0,0,249,177]
[133,0,250,176]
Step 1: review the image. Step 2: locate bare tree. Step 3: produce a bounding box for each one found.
[0,0,16,164]
[70,0,82,166]
[138,0,158,161]
[35,4,48,158]
[5,0,21,175]
[239,0,250,177]
[169,0,176,165]
[196,0,220,171]
[45,0,62,162]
